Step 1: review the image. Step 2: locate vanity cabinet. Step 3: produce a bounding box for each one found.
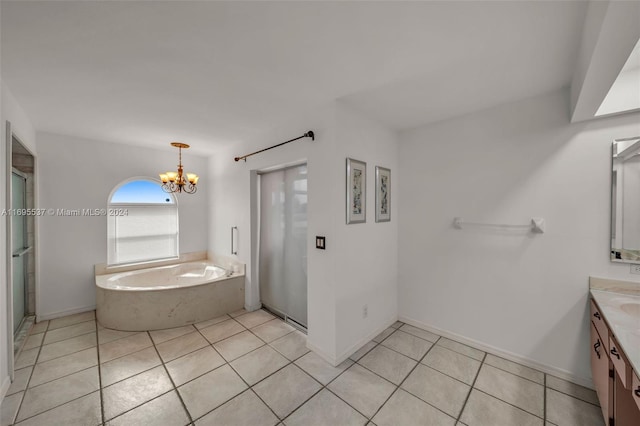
[590,298,640,426]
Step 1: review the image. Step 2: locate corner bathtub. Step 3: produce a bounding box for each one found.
[96,261,244,331]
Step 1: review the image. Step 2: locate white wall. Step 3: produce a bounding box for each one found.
[398,88,640,385]
[36,132,209,319]
[0,80,37,397]
[333,102,399,359]
[208,101,398,364]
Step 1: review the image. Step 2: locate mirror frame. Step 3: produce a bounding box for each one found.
[611,136,640,264]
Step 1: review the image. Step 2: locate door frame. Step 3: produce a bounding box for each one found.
[5,120,15,381]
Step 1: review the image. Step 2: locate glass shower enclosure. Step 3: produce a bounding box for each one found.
[259,164,308,328]
[12,170,29,333]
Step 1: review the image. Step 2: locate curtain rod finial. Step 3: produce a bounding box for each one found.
[305,131,315,141]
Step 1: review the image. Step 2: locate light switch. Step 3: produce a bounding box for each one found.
[316,236,326,250]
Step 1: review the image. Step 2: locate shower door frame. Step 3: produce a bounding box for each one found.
[11,168,29,334]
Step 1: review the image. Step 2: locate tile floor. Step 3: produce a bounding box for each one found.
[1,309,605,426]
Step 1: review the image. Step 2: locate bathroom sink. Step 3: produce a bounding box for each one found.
[619,301,640,318]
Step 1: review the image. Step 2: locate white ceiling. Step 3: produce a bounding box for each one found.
[0,1,588,155]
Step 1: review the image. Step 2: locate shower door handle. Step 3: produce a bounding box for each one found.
[231,227,238,255]
[12,246,32,258]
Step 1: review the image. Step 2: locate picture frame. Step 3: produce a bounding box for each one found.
[375,166,391,222]
[346,158,366,224]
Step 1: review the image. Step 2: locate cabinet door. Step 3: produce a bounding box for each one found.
[633,373,640,412]
[609,335,631,389]
[591,321,612,423]
[614,372,640,426]
[591,299,610,352]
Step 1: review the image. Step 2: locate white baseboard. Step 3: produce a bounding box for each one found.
[307,316,396,367]
[399,315,595,390]
[37,305,96,322]
[334,316,397,366]
[0,375,10,401]
[306,340,338,366]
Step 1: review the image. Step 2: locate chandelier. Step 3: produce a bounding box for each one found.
[159,142,199,194]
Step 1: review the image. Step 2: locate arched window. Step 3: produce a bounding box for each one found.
[107,178,178,265]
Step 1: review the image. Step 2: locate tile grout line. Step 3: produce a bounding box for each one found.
[99,327,196,424]
[456,350,487,424]
[366,331,433,422]
[9,321,46,425]
[282,352,370,422]
[97,312,281,399]
[191,324,285,423]
[544,373,547,423]
[269,343,335,423]
[212,310,360,424]
[467,353,548,422]
[43,317,95,332]
[242,341,317,424]
[96,327,106,426]
[229,352,296,421]
[9,315,601,426]
[481,360,546,387]
[331,328,405,421]
[316,324,425,422]
[11,318,102,425]
[470,364,553,421]
[147,330,195,425]
[368,334,467,423]
[545,386,601,408]
[183,310,293,423]
[471,388,546,422]
[25,364,97,391]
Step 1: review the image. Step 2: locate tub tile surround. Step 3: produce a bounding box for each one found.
[1,310,606,425]
[589,277,640,377]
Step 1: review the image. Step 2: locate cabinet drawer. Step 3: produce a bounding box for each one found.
[633,372,640,412]
[609,335,631,389]
[591,299,609,352]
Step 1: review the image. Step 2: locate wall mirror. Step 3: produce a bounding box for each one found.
[611,136,640,264]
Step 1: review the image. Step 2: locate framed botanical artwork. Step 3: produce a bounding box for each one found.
[346,158,366,224]
[375,166,391,222]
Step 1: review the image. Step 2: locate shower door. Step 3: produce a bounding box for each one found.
[12,171,28,333]
[259,164,308,328]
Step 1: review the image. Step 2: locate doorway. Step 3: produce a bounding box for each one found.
[258,164,308,329]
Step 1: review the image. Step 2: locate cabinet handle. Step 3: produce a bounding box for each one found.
[593,340,601,359]
[635,387,640,397]
[593,312,601,320]
[610,347,620,360]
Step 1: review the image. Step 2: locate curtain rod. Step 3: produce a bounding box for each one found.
[234,131,315,162]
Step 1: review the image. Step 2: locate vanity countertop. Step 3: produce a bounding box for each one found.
[590,277,640,378]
